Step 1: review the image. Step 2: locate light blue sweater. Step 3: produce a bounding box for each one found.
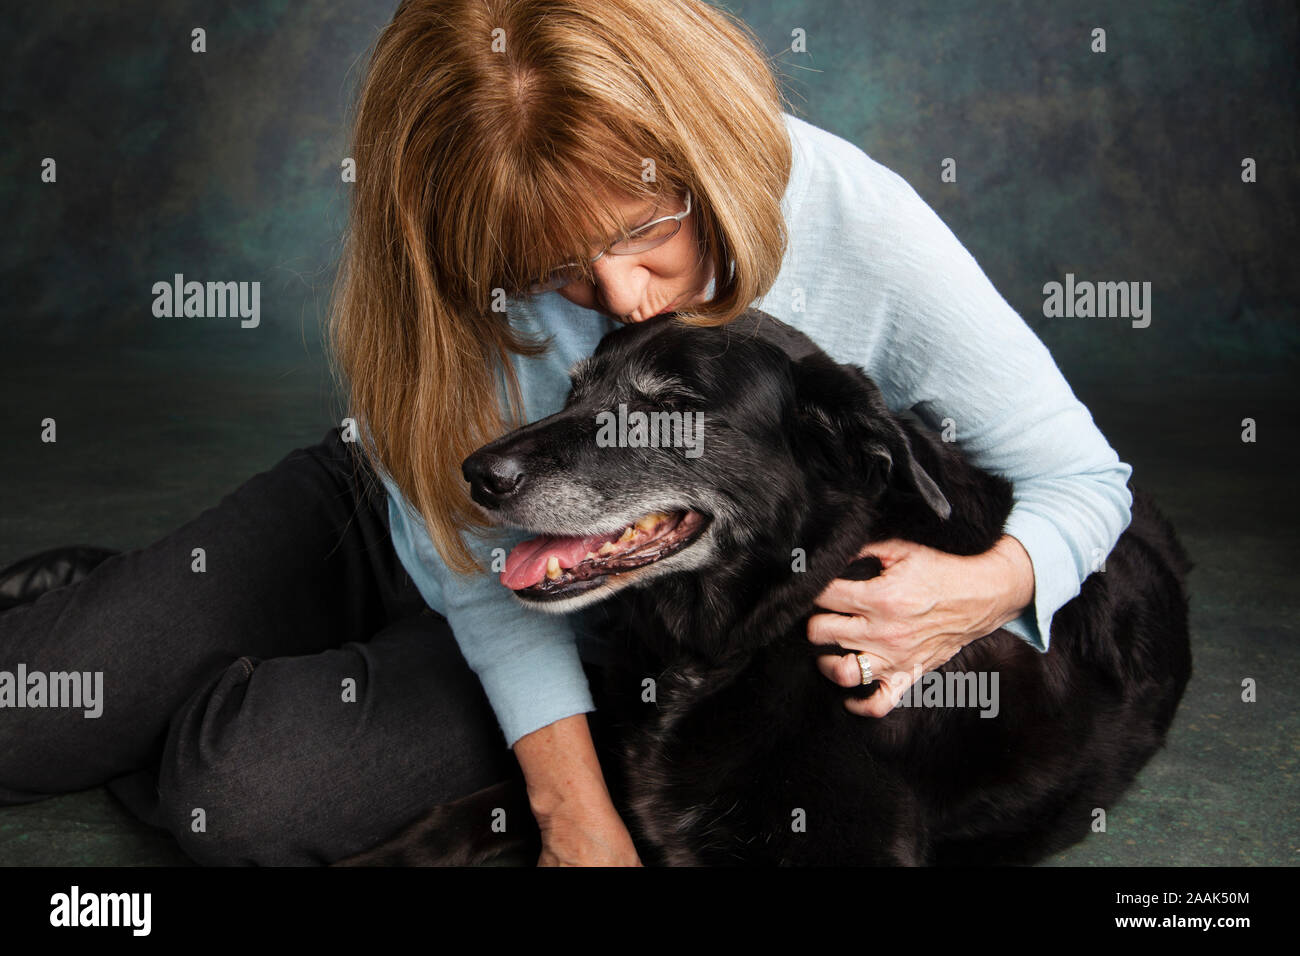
[379,113,1133,748]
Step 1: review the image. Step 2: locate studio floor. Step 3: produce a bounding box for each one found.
[0,339,1295,866]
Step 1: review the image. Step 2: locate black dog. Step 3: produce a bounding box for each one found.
[338,308,1192,866]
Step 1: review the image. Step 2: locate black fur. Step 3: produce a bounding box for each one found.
[337,308,1192,866]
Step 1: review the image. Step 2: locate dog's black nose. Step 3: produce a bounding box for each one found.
[462,450,527,504]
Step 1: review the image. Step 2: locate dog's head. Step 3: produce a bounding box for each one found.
[462,308,950,615]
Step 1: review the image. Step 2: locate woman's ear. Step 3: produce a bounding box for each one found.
[792,355,952,521]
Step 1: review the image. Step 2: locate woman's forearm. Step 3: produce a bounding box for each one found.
[512,712,615,820]
[513,712,641,865]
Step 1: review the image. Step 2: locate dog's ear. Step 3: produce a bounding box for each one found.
[724,308,951,520]
[861,427,953,520]
[791,355,952,521]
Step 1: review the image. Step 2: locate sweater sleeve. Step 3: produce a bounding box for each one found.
[806,141,1133,652]
[381,472,596,747]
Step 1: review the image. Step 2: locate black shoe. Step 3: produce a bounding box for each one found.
[0,546,121,611]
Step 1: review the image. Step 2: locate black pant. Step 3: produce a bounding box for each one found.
[0,428,531,865]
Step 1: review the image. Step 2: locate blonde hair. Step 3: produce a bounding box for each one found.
[327,0,793,574]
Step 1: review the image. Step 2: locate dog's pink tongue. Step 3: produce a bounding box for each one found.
[501,530,619,589]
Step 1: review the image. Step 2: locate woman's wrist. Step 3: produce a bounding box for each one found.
[512,712,614,822]
[985,534,1036,629]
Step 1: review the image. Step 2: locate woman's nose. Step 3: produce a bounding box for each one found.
[590,255,646,319]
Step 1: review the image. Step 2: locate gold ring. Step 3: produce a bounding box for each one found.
[856,652,874,685]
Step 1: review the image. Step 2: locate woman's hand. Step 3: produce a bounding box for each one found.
[808,534,1035,716]
[513,713,642,866]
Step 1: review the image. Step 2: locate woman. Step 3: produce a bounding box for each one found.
[0,0,1131,866]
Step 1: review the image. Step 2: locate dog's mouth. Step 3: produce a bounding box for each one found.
[500,508,710,600]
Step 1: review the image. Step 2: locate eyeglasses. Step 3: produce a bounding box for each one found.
[526,190,693,294]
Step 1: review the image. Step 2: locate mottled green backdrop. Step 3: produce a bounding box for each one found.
[2,0,1295,373]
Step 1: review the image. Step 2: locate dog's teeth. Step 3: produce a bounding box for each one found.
[584,550,597,561]
[618,526,637,543]
[598,541,618,555]
[545,556,562,580]
[635,512,666,533]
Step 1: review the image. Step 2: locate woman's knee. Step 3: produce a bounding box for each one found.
[154,655,369,865]
[151,636,514,866]
[151,657,306,864]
